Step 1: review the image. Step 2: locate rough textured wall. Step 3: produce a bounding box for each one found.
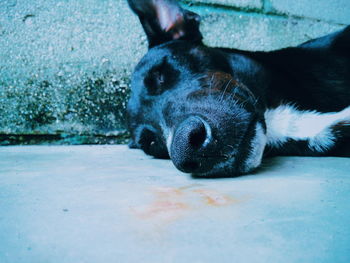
[0,0,349,144]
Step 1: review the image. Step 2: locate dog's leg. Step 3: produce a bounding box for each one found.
[329,119,350,156]
[264,105,350,156]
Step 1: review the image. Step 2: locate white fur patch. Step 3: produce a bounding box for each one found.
[243,122,267,173]
[166,130,173,155]
[264,104,350,152]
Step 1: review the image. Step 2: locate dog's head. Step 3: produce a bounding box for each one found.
[127,0,267,176]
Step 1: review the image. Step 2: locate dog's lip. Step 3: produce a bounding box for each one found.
[187,147,245,177]
[190,161,251,178]
[191,167,239,178]
[171,152,238,176]
[169,152,230,173]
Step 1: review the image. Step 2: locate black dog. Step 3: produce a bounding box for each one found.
[126,0,350,177]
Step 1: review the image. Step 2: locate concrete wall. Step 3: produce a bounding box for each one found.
[0,0,349,144]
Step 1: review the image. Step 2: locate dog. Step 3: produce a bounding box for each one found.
[126,0,350,177]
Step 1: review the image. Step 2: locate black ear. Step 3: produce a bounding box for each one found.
[127,0,202,48]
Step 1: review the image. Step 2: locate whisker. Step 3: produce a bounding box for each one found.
[226,144,235,150]
[219,78,233,102]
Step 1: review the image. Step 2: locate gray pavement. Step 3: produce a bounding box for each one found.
[0,145,349,263]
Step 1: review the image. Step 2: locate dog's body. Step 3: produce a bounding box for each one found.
[126,0,350,177]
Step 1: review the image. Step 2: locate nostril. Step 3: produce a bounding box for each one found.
[189,121,206,149]
[182,161,200,172]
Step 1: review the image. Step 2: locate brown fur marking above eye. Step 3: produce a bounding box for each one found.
[188,71,254,102]
[203,71,238,91]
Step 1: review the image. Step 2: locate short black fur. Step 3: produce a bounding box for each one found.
[126,0,350,176]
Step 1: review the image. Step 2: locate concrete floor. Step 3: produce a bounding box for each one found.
[0,145,349,263]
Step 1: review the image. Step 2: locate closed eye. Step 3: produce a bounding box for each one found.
[144,68,165,95]
[143,57,180,96]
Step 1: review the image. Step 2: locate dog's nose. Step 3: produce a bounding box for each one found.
[170,116,213,173]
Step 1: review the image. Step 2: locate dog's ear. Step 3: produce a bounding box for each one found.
[128,0,202,48]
